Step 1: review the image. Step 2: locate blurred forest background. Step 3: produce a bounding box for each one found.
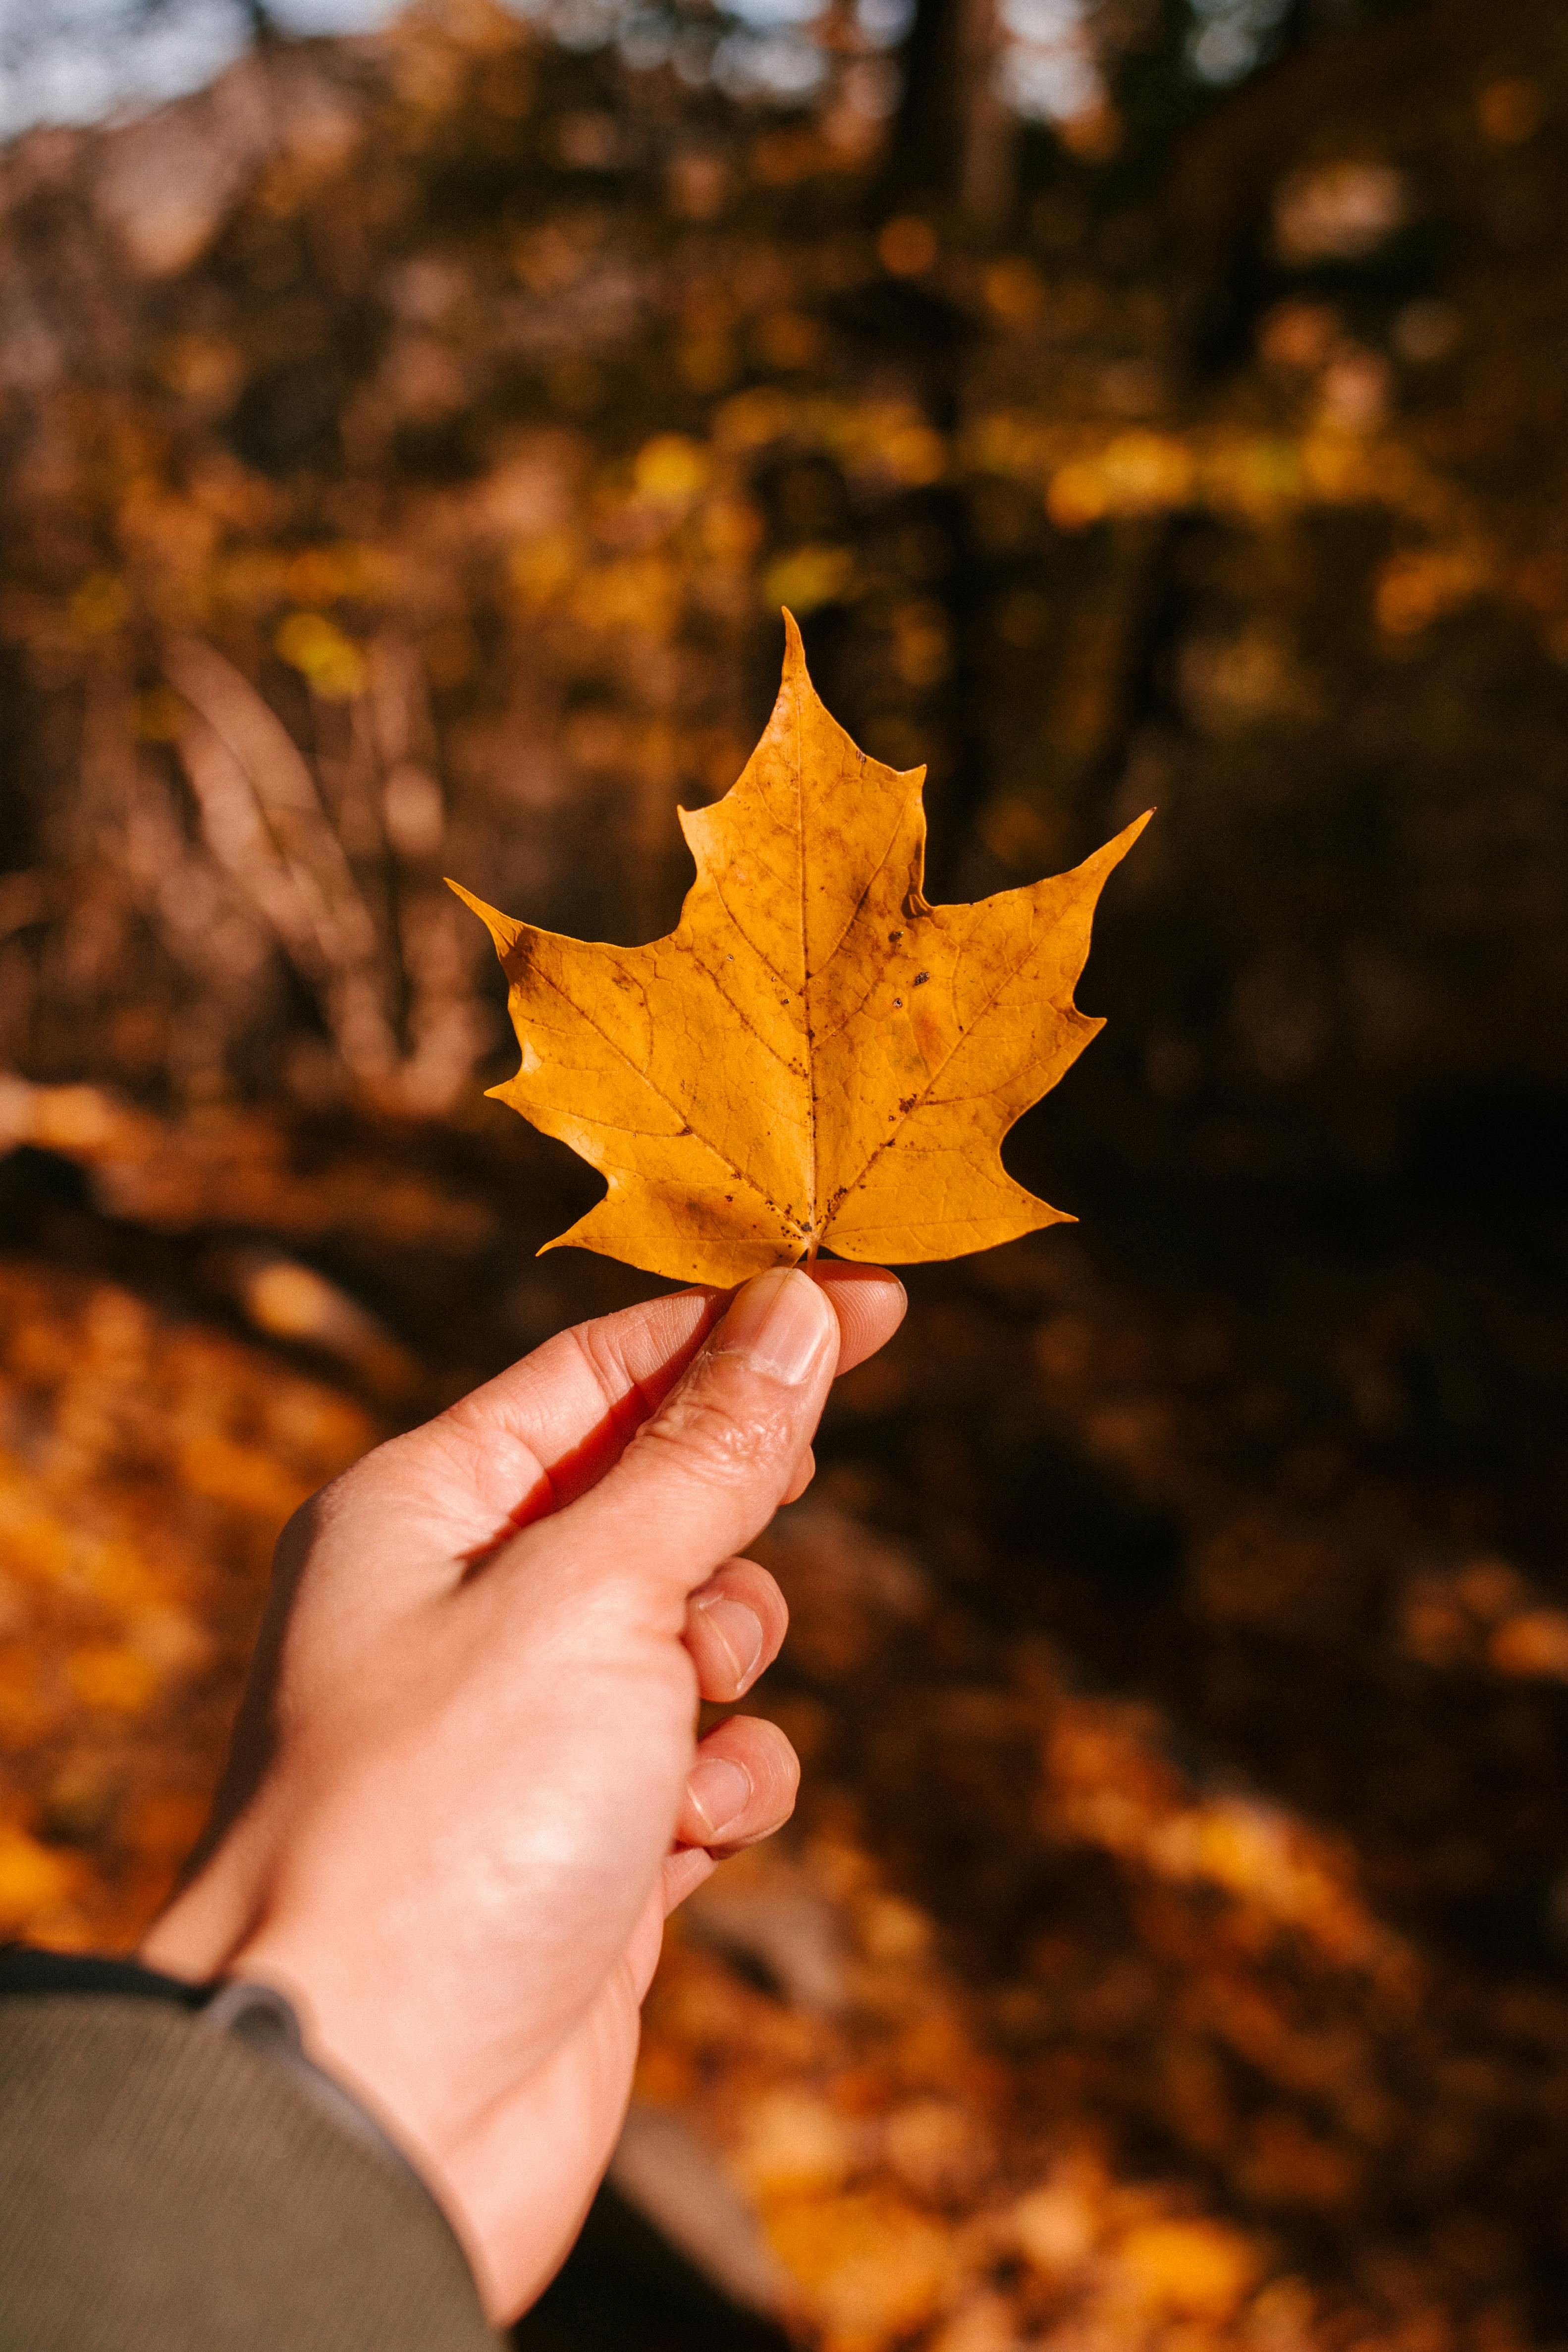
[3,0,1568,2346]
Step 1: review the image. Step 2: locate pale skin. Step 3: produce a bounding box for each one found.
[141,1261,908,2324]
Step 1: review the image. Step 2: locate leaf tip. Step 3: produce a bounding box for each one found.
[779,607,815,693]
[1075,807,1155,893]
[446,875,523,959]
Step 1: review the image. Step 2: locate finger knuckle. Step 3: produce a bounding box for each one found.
[634,1366,796,1490]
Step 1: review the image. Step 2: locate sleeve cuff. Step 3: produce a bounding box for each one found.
[0,1988,503,2352]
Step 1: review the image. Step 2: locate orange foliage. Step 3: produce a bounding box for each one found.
[0,1255,377,1949]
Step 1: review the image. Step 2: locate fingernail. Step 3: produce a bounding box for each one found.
[694,1594,765,1687]
[718,1268,834,1385]
[685,1755,752,1840]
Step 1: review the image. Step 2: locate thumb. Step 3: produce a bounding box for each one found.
[539,1266,838,1604]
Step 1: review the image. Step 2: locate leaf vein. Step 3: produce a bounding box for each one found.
[706,872,794,991]
[531,959,797,1232]
[811,801,911,982]
[797,683,817,1241]
[825,920,1055,1231]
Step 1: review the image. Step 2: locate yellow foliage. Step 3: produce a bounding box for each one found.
[634,434,710,507]
[857,1893,929,1964]
[0,1257,376,1946]
[453,616,1147,1284]
[1375,547,1491,636]
[879,423,947,487]
[77,1542,166,1616]
[1047,1702,1400,1977]
[66,1644,160,1716]
[0,1646,58,1744]
[177,1432,314,1522]
[738,2090,856,2197]
[763,544,857,613]
[0,1509,74,1588]
[715,387,799,449]
[765,2190,955,2349]
[273,610,367,698]
[1013,2180,1097,2273]
[1117,2218,1260,2317]
[509,530,580,607]
[284,544,381,604]
[1049,433,1193,528]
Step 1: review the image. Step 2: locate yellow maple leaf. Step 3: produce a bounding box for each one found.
[450,615,1148,1286]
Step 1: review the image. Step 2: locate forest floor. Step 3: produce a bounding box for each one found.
[2,1083,1567,2352]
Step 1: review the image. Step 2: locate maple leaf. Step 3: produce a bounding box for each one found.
[450,616,1149,1286]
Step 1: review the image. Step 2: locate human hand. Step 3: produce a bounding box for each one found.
[140,1263,906,2321]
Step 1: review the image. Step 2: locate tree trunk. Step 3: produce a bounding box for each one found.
[886,0,1014,229]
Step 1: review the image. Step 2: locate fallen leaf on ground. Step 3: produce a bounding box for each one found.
[453,615,1148,1285]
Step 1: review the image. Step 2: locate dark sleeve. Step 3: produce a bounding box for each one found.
[0,1994,503,2352]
